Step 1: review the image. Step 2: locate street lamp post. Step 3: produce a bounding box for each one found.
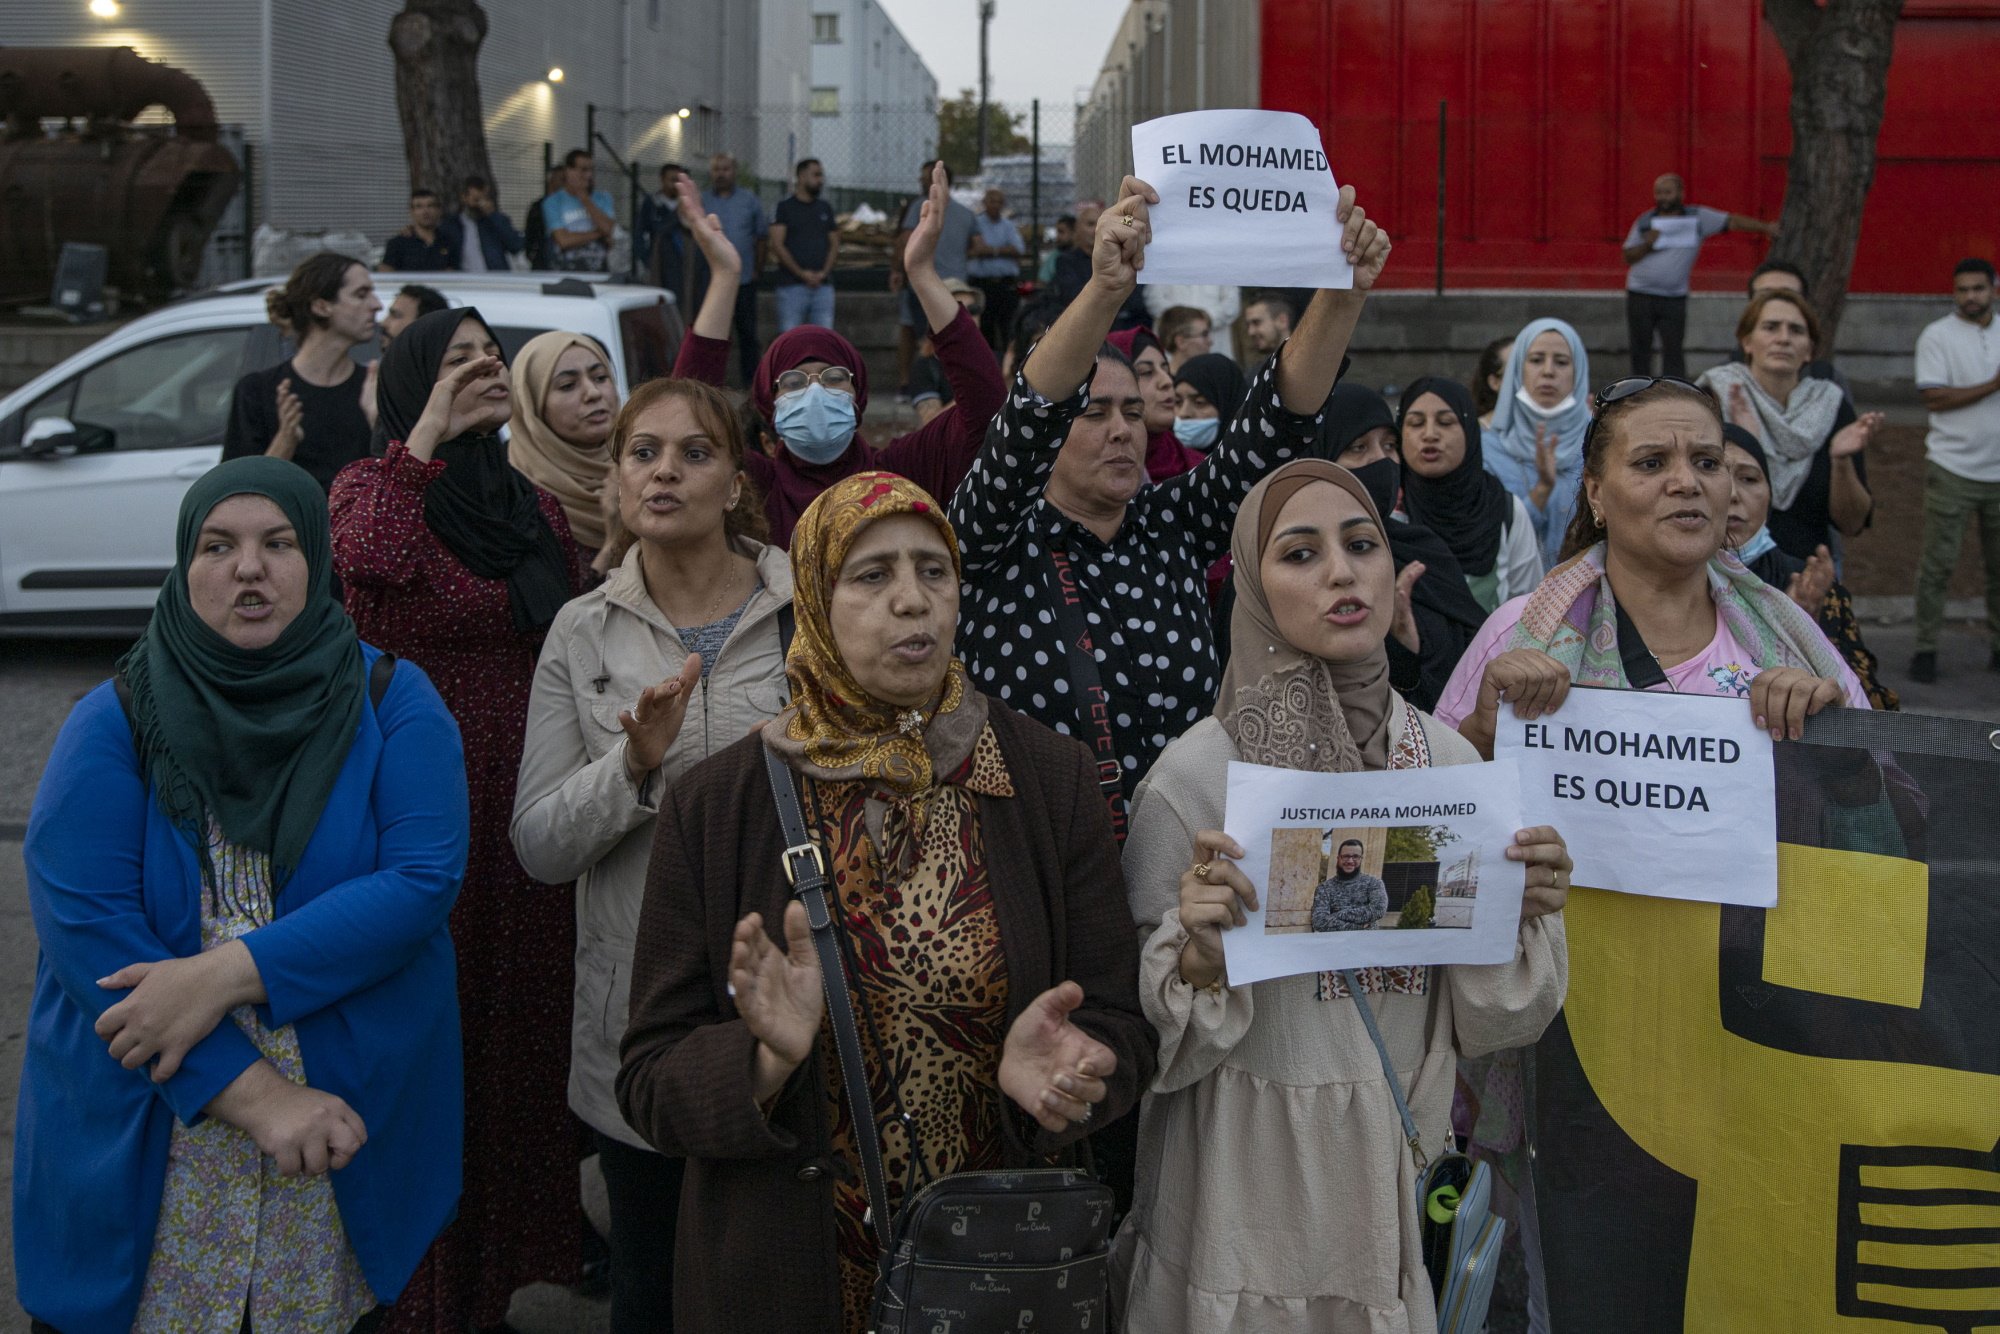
[977,0,995,174]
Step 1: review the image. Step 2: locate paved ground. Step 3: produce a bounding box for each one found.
[3,621,1996,1329]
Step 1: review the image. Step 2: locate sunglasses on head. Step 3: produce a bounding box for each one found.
[1580,375,1705,454]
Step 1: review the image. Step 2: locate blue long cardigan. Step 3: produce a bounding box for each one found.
[14,643,470,1334]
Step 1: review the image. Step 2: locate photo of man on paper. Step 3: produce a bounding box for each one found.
[1311,839,1387,931]
[1267,825,1479,934]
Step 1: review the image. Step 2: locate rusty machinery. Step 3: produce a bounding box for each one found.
[0,46,241,305]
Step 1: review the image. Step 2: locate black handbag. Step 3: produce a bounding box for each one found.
[761,745,1116,1334]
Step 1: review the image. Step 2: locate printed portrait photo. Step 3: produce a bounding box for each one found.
[1264,824,1480,935]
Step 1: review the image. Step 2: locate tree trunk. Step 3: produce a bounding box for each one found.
[1763,0,1905,343]
[389,0,496,205]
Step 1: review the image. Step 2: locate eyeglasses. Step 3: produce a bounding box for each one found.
[775,365,855,397]
[1580,375,1706,455]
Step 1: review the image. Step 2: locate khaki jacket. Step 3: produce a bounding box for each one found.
[512,539,793,1146]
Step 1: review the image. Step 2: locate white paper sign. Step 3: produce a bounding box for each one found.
[1129,109,1354,288]
[1649,215,1701,249]
[1496,688,1776,906]
[1219,759,1526,986]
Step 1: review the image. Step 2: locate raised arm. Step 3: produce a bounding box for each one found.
[1164,187,1391,563]
[1022,176,1159,401]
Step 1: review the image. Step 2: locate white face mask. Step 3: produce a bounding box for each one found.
[1515,386,1577,419]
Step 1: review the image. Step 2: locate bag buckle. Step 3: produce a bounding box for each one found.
[782,840,826,886]
[1408,1134,1430,1172]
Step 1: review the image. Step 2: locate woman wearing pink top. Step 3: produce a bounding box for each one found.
[1435,375,1869,750]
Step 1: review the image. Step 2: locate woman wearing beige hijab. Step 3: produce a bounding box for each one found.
[509,331,621,570]
[1113,458,1571,1333]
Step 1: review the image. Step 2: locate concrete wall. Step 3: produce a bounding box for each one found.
[1337,291,1944,406]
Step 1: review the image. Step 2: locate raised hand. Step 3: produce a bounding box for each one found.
[1786,544,1837,613]
[1830,410,1884,459]
[1332,184,1391,290]
[1176,829,1255,991]
[1390,561,1424,654]
[1531,422,1558,508]
[676,174,740,279]
[404,354,505,459]
[358,359,379,431]
[1091,176,1160,293]
[903,165,949,279]
[620,652,704,784]
[731,902,826,1102]
[998,981,1118,1135]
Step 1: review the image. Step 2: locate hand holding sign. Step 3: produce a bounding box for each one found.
[1090,175,1160,293]
[1132,109,1366,288]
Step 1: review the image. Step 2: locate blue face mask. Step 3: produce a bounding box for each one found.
[1173,416,1221,450]
[773,383,857,464]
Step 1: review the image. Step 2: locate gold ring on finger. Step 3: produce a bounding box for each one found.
[1193,862,1211,881]
[1122,213,1136,227]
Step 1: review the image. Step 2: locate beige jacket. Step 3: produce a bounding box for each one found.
[1111,707,1567,1334]
[511,539,794,1147]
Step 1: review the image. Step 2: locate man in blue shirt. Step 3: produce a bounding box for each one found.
[380,189,461,272]
[542,148,619,273]
[770,158,841,332]
[451,174,525,273]
[697,152,769,385]
[891,160,973,396]
[968,186,1024,353]
[636,162,688,299]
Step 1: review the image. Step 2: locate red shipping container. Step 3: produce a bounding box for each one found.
[1259,0,2000,293]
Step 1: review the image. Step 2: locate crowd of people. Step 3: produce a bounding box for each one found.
[17,146,1996,1334]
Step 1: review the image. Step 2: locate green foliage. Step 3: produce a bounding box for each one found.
[1383,824,1452,864]
[1398,885,1436,930]
[936,88,1033,181]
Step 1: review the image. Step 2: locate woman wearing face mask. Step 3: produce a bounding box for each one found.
[1112,458,1571,1334]
[666,169,1005,546]
[331,309,589,1334]
[512,377,789,1333]
[508,331,623,574]
[1488,318,1592,570]
[19,457,468,1334]
[1171,353,1247,457]
[1696,290,1880,562]
[1308,382,1490,712]
[1722,423,1897,710]
[1398,376,1543,614]
[615,472,1152,1332]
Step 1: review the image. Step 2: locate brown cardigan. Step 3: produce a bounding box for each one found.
[616,697,1154,1333]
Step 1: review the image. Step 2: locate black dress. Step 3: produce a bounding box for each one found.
[223,360,373,494]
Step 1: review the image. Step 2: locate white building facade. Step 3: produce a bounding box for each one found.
[3,0,777,247]
[806,0,938,196]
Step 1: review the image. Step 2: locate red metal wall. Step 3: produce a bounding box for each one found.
[1259,0,2000,293]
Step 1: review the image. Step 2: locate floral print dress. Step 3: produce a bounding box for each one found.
[134,824,375,1334]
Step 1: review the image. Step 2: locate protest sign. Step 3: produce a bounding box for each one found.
[1128,109,1354,289]
[1219,758,1524,986]
[1649,214,1702,249]
[1497,687,1775,907]
[1535,706,2000,1332]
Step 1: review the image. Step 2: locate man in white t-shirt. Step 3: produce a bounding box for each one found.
[1910,257,2000,682]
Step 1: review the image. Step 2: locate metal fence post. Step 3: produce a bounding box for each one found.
[1435,99,1446,297]
[1030,99,1041,277]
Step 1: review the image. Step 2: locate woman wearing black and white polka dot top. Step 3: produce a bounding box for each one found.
[947,173,1393,825]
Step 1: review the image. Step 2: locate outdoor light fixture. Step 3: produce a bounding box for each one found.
[546,67,564,83]
[676,107,691,119]
[88,0,119,17]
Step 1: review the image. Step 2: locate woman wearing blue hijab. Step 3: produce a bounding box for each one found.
[1487,317,1591,570]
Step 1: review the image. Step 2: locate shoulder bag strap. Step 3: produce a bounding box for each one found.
[1038,540,1129,841]
[368,651,398,710]
[1342,969,1429,1173]
[761,743,893,1252]
[1613,599,1671,690]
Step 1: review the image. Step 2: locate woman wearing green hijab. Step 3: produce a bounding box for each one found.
[17,456,471,1334]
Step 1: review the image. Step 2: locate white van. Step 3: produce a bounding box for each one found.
[0,274,680,634]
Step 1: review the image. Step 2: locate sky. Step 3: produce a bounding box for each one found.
[874,0,1129,111]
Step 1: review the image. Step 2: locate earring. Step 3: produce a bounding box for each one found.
[1591,506,1603,525]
